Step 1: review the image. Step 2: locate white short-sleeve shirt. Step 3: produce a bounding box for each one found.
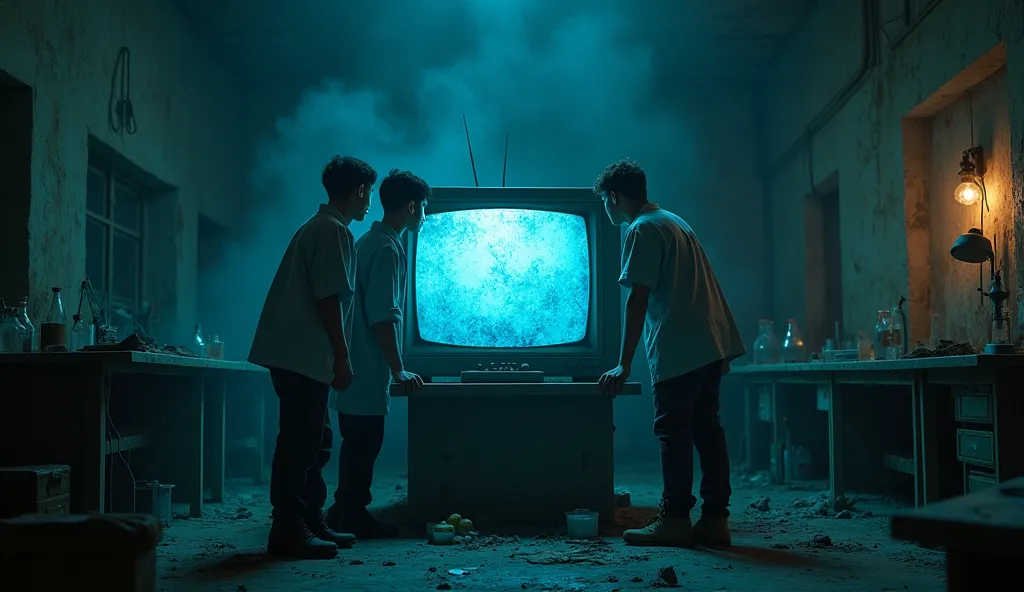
[619,203,746,385]
[248,204,356,386]
[330,221,407,416]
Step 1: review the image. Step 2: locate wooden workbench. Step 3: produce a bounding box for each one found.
[891,476,1024,591]
[0,352,268,516]
[729,355,1024,510]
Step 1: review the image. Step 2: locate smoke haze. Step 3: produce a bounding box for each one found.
[209,0,701,351]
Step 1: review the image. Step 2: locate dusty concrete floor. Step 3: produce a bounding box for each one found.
[157,468,945,592]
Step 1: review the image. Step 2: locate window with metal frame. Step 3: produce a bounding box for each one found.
[85,165,144,317]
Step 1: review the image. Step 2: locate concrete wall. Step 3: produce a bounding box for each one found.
[762,0,1024,350]
[0,0,243,343]
[923,68,1011,346]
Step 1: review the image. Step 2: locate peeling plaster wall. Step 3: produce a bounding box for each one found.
[762,0,1024,347]
[926,69,1011,346]
[0,0,243,343]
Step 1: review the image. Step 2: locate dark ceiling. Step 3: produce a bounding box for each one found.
[175,0,818,88]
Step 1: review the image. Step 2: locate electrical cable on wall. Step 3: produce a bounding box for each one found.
[109,46,138,135]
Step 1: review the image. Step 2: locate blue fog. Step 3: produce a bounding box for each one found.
[205,0,691,354]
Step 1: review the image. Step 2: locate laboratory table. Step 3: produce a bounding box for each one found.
[390,381,642,528]
[891,476,1024,591]
[729,355,1024,510]
[0,352,269,516]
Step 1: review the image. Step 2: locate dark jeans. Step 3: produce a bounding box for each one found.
[653,360,732,518]
[269,368,333,521]
[333,412,386,512]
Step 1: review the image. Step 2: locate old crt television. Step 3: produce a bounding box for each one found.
[400,187,622,380]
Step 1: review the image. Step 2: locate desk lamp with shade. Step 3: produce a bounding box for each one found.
[947,146,1015,354]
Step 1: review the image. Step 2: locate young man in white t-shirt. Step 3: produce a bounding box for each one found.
[249,156,376,559]
[595,158,747,548]
[326,169,429,538]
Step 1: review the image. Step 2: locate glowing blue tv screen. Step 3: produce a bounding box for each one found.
[414,208,590,348]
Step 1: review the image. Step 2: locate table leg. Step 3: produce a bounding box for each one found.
[254,379,267,485]
[743,384,754,468]
[910,371,929,507]
[770,382,784,484]
[916,376,939,505]
[205,375,226,503]
[77,368,110,513]
[827,377,845,511]
[183,376,205,518]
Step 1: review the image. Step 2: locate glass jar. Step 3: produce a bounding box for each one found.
[781,319,807,363]
[206,335,225,360]
[992,311,1012,345]
[752,319,781,364]
[70,314,95,351]
[857,330,873,361]
[0,308,27,353]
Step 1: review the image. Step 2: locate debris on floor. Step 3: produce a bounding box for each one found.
[653,565,680,588]
[153,470,946,592]
[750,496,771,511]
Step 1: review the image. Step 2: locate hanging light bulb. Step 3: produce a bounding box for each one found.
[954,178,983,206]
[954,149,983,206]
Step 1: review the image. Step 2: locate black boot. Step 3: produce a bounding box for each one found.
[328,505,399,539]
[267,517,338,559]
[306,510,357,548]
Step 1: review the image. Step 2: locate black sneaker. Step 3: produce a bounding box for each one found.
[306,510,357,548]
[328,506,399,539]
[267,517,338,559]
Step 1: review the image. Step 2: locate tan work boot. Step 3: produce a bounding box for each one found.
[622,512,694,547]
[693,515,731,547]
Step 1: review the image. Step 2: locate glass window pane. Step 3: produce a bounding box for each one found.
[113,180,140,231]
[87,168,107,215]
[112,230,139,305]
[86,218,108,291]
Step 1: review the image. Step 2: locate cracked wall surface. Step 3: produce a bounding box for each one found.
[0,0,243,344]
[763,0,1024,349]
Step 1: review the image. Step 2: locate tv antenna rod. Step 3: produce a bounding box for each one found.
[502,133,508,187]
[462,113,479,187]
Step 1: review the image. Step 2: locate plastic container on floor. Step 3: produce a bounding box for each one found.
[565,509,599,539]
[430,523,455,545]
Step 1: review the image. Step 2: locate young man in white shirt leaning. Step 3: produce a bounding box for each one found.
[595,158,746,548]
[249,156,377,559]
[326,169,430,538]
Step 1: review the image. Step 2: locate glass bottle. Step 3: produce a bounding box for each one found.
[752,319,781,364]
[16,296,36,353]
[929,313,941,349]
[193,324,206,358]
[889,305,904,360]
[0,309,27,353]
[206,335,225,360]
[781,319,807,363]
[39,287,67,351]
[874,310,892,361]
[70,314,94,351]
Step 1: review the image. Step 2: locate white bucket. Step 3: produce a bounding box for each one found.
[565,508,599,538]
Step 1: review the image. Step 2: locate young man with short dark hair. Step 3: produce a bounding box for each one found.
[327,168,430,538]
[595,158,746,548]
[249,155,377,559]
